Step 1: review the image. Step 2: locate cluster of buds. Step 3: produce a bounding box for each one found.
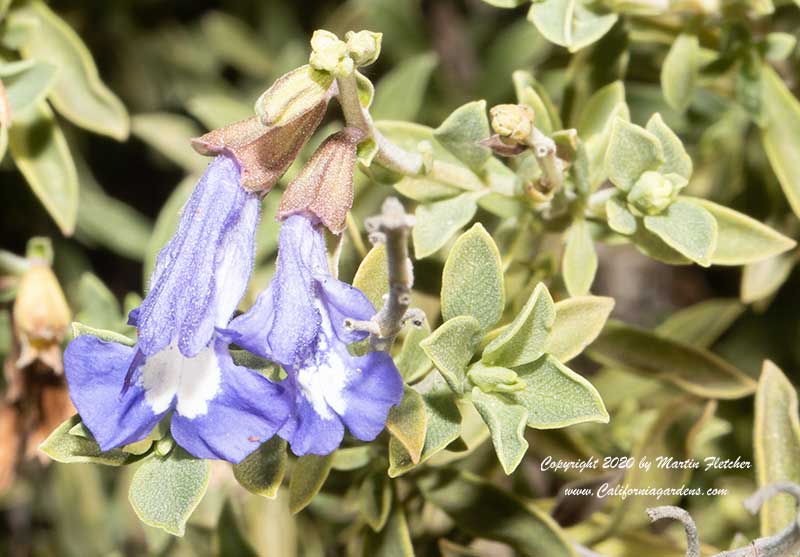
[626,171,687,216]
[309,30,382,77]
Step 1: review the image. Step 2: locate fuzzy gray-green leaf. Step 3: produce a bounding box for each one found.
[483,283,555,368]
[128,448,210,536]
[420,315,482,393]
[433,100,492,172]
[661,34,699,112]
[289,454,334,514]
[471,388,529,474]
[642,200,717,267]
[441,223,505,332]
[232,437,287,498]
[563,219,598,296]
[413,194,478,259]
[605,118,664,191]
[40,415,140,466]
[546,296,615,363]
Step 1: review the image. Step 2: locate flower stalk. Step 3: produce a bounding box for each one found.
[345,198,424,352]
[647,482,800,557]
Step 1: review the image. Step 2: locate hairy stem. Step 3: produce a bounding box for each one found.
[345,198,423,351]
[648,482,800,557]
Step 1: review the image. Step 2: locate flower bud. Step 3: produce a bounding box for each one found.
[490,104,535,143]
[345,30,382,67]
[278,127,366,234]
[309,30,353,76]
[191,100,326,193]
[255,65,335,128]
[13,241,70,373]
[468,364,526,394]
[627,171,687,216]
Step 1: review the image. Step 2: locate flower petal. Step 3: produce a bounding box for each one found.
[225,215,327,364]
[337,351,404,441]
[316,274,375,344]
[136,155,259,358]
[278,381,345,457]
[64,336,167,451]
[170,341,291,463]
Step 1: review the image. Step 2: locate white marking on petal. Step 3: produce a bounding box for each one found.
[294,301,353,420]
[141,343,222,419]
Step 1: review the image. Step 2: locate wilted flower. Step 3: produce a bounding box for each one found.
[277,127,365,234]
[223,215,403,456]
[13,250,70,372]
[64,155,291,463]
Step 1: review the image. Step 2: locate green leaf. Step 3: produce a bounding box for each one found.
[646,113,692,180]
[413,194,478,259]
[656,298,744,347]
[605,118,664,191]
[15,1,128,140]
[761,66,800,218]
[685,197,796,265]
[0,59,57,114]
[289,454,334,514]
[660,34,699,112]
[741,253,796,304]
[396,320,433,382]
[545,296,615,363]
[471,388,528,474]
[217,500,259,557]
[441,224,505,332]
[394,177,462,203]
[74,272,122,330]
[331,446,373,471]
[509,355,608,428]
[527,0,617,52]
[587,320,757,399]
[420,315,483,394]
[39,415,140,466]
[232,437,287,498]
[352,244,388,310]
[754,360,800,536]
[420,470,573,557]
[562,219,598,296]
[386,386,428,465]
[75,154,152,261]
[642,199,717,266]
[128,447,210,536]
[71,321,135,346]
[131,113,206,172]
[363,504,414,557]
[371,52,438,121]
[606,195,636,235]
[9,103,78,235]
[577,81,627,139]
[433,100,491,172]
[483,283,555,368]
[360,469,392,531]
[389,387,462,477]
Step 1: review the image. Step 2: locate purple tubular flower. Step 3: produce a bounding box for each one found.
[64,155,291,463]
[224,215,404,456]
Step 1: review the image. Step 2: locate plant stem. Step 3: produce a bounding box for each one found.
[345,197,424,351]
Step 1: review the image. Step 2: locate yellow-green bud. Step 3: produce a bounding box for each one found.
[489,104,535,143]
[309,30,353,76]
[627,171,686,215]
[345,30,382,67]
[468,364,526,394]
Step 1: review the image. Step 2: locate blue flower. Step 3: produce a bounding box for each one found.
[224,215,404,456]
[64,155,290,463]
